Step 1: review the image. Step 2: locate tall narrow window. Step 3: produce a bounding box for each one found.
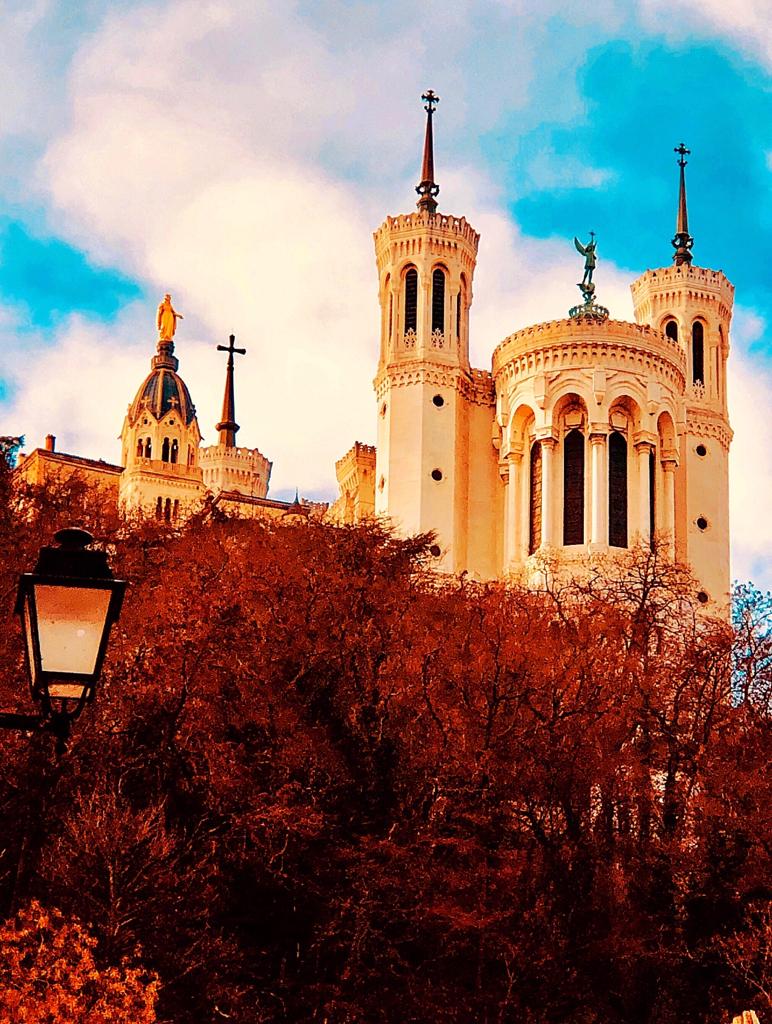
[155,496,162,519]
[144,439,152,459]
[161,437,170,463]
[529,442,542,555]
[608,431,627,548]
[432,268,445,334]
[563,429,585,545]
[649,449,656,550]
[136,438,143,457]
[173,499,179,520]
[665,320,678,343]
[692,321,704,384]
[171,439,179,464]
[404,268,418,334]
[456,292,461,342]
[164,497,171,522]
[388,294,393,340]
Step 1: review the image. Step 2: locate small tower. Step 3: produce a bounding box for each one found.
[120,295,205,521]
[199,334,272,499]
[373,91,498,574]
[631,146,733,606]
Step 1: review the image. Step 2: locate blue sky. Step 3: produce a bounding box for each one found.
[0,0,769,586]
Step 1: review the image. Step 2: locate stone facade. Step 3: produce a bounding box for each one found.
[335,106,733,609]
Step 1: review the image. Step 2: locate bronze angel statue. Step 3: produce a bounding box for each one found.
[574,232,597,289]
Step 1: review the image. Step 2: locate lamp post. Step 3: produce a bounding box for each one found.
[2,528,126,754]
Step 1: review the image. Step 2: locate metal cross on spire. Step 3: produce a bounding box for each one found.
[672,142,694,266]
[215,333,246,448]
[416,89,440,214]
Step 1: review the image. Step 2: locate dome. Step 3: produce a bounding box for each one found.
[127,341,197,426]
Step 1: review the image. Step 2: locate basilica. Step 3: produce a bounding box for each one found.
[15,92,733,607]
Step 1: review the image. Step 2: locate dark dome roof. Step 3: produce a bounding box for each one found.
[128,366,196,425]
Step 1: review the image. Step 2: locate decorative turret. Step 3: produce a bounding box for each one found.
[372,92,498,577]
[199,334,272,500]
[630,147,733,608]
[120,295,204,521]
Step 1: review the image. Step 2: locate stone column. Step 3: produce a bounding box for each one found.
[661,456,677,559]
[501,462,513,568]
[540,438,557,549]
[635,441,654,545]
[589,432,608,548]
[509,448,524,565]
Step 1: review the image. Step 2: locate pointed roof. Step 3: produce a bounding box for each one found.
[415,90,440,214]
[215,334,246,447]
[672,143,694,266]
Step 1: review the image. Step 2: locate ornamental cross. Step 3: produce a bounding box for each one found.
[217,333,246,362]
[675,142,690,167]
[422,89,439,113]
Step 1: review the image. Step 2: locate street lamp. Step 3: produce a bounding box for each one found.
[5,528,126,751]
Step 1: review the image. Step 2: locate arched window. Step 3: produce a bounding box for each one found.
[665,319,678,343]
[563,429,585,545]
[155,496,162,520]
[171,439,179,464]
[173,499,179,520]
[404,268,418,334]
[456,292,461,342]
[431,268,446,334]
[144,439,152,459]
[388,293,393,340]
[608,431,627,548]
[164,497,171,522]
[529,441,542,555]
[136,438,143,457]
[692,321,704,384]
[187,445,193,466]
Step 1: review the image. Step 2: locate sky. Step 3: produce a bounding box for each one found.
[0,0,769,588]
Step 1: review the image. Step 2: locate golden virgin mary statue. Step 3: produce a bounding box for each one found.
[157,294,184,340]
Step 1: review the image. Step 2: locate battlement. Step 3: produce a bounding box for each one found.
[631,264,734,302]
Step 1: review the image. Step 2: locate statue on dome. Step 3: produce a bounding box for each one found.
[569,231,608,321]
[574,232,597,292]
[157,294,184,340]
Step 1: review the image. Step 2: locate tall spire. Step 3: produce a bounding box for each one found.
[416,90,440,214]
[215,333,246,447]
[672,142,694,266]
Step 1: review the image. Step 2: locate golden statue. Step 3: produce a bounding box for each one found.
[157,294,184,340]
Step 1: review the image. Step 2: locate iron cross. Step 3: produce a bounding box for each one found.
[217,334,246,363]
[675,142,690,167]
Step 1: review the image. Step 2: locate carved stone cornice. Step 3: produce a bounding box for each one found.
[374,360,494,407]
[491,318,686,395]
[685,408,733,450]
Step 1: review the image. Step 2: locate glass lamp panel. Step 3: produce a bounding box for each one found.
[33,583,112,676]
[48,682,90,700]
[22,596,39,686]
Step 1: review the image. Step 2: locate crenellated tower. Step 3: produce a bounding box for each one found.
[199,334,272,499]
[631,145,733,605]
[373,92,499,574]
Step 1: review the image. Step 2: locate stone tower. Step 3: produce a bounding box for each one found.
[631,145,733,604]
[198,334,272,499]
[120,296,205,521]
[373,91,500,574]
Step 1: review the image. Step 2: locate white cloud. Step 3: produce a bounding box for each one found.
[639,0,772,69]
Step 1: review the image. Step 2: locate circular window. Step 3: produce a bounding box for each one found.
[431,468,443,481]
[380,403,387,417]
[432,394,445,408]
[696,444,707,457]
[429,544,442,558]
[697,590,709,604]
[696,516,709,532]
